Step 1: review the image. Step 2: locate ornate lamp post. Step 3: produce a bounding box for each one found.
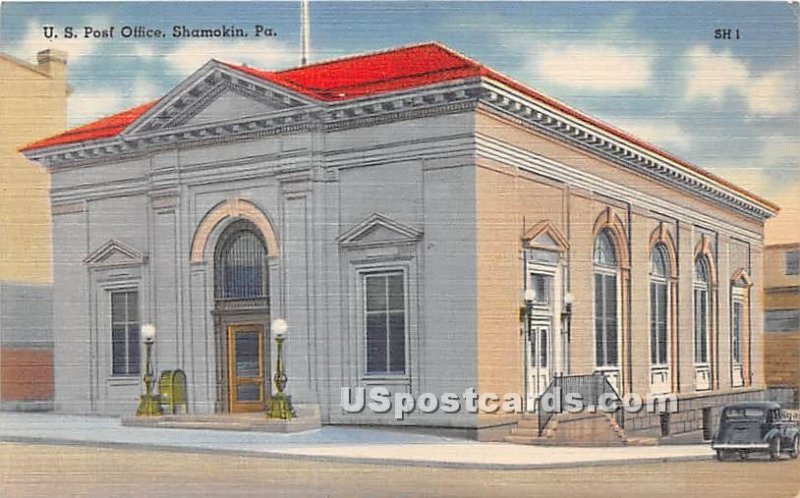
[136,324,162,416]
[561,292,574,340]
[522,288,535,413]
[267,318,295,420]
[523,288,536,333]
[561,292,574,373]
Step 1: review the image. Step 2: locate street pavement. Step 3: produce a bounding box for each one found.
[2,441,799,498]
[0,412,713,469]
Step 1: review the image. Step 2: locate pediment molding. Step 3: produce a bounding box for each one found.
[731,268,753,288]
[522,220,569,251]
[84,239,147,269]
[338,213,422,248]
[125,61,314,136]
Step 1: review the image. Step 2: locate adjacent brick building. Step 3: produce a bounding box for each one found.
[764,243,800,406]
[0,49,68,410]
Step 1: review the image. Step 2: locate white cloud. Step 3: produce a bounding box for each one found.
[132,44,157,61]
[68,87,124,126]
[685,46,749,101]
[685,46,796,115]
[612,119,692,152]
[528,43,654,92]
[167,39,297,76]
[11,20,99,65]
[67,79,161,126]
[747,71,796,115]
[128,78,161,103]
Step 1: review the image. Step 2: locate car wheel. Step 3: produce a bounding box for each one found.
[769,438,780,460]
[789,437,799,460]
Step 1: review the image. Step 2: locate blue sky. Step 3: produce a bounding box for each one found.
[1,1,797,240]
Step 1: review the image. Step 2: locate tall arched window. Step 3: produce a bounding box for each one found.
[215,220,269,303]
[693,257,710,365]
[594,229,619,368]
[650,245,669,367]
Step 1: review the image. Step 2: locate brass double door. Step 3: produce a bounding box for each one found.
[227,324,268,413]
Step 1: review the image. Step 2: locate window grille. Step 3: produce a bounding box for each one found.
[111,290,140,376]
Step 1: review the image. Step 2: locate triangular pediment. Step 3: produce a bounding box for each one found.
[338,214,422,247]
[124,61,317,135]
[523,220,569,251]
[84,239,147,268]
[181,88,289,127]
[731,268,753,288]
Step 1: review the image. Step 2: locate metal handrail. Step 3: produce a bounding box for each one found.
[536,372,623,436]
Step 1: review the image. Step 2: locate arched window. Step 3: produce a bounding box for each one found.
[215,221,269,302]
[594,229,619,368]
[650,245,669,367]
[693,257,710,365]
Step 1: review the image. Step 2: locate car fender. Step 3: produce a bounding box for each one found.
[764,428,782,443]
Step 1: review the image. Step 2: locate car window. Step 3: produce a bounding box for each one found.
[724,407,765,420]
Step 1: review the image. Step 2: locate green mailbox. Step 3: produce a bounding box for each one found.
[158,369,188,415]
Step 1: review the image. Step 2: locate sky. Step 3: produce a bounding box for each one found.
[1,1,797,242]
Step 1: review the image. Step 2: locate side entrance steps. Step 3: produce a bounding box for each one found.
[504,411,657,446]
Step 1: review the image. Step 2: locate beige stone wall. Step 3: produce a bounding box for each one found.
[474,109,768,409]
[0,52,68,284]
[763,244,799,388]
[764,244,800,291]
[474,162,566,423]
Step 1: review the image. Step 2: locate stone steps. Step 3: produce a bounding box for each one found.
[504,411,631,446]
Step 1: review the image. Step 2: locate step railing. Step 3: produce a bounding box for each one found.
[535,372,623,436]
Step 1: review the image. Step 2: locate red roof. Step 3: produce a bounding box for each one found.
[18,42,777,211]
[20,100,158,151]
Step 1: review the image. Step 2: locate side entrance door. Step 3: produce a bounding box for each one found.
[526,320,551,407]
[227,324,267,413]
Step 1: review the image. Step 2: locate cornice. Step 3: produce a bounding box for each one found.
[477,81,775,221]
[27,81,480,172]
[24,74,775,222]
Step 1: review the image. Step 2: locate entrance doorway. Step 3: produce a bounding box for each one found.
[214,219,270,413]
[227,324,267,413]
[526,320,551,406]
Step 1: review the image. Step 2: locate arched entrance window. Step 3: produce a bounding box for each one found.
[214,219,270,413]
[593,229,619,369]
[215,220,269,308]
[650,244,669,368]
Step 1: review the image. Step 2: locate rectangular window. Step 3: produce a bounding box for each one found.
[650,282,668,366]
[530,273,552,305]
[365,272,406,375]
[694,288,708,364]
[732,301,742,364]
[111,290,140,376]
[594,272,618,367]
[765,310,800,332]
[786,250,800,276]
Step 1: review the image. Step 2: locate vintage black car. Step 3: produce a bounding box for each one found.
[712,402,799,460]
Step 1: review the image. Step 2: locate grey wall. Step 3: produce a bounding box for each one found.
[0,282,52,349]
[47,108,483,427]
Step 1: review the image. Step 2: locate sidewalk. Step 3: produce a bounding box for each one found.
[0,412,713,470]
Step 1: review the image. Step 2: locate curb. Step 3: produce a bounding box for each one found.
[0,435,713,471]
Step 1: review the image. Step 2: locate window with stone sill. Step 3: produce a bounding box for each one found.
[111,290,140,376]
[364,271,407,376]
[786,250,800,276]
